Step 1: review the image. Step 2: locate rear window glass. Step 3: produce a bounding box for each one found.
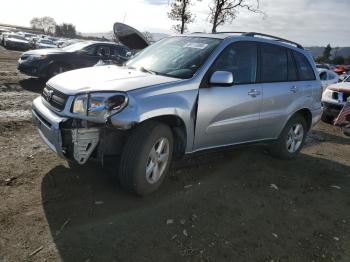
[293,51,315,81]
[261,44,288,82]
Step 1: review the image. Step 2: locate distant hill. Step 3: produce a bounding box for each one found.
[307,46,350,58]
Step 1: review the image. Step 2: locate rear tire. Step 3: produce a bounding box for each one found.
[269,115,307,159]
[119,121,173,196]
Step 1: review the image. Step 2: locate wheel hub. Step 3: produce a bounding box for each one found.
[146,137,170,184]
[286,123,304,153]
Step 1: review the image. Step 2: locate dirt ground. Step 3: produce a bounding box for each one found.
[0,46,350,262]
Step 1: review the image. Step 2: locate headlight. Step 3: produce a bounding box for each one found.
[72,92,128,120]
[322,89,333,100]
[28,55,47,61]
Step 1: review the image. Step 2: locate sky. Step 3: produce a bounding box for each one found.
[1,0,350,46]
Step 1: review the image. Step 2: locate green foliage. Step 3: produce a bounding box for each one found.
[322,44,332,63]
[332,56,345,65]
[55,23,76,38]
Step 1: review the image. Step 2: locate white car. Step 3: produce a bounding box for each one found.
[35,39,57,49]
[321,76,350,122]
[318,68,339,92]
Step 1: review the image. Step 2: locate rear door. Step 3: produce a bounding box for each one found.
[194,41,262,151]
[259,43,303,139]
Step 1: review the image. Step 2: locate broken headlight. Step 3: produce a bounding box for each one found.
[72,92,128,119]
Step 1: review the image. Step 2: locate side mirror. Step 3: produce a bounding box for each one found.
[209,71,234,86]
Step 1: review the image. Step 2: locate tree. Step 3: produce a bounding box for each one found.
[209,0,263,33]
[168,0,196,34]
[315,56,323,63]
[30,16,56,35]
[332,56,345,65]
[346,55,350,65]
[143,31,154,43]
[322,44,332,63]
[55,23,76,38]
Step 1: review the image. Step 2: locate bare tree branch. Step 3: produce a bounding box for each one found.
[209,0,264,33]
[168,0,199,34]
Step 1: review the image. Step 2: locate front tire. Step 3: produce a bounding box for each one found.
[48,63,69,78]
[119,121,173,196]
[269,115,307,159]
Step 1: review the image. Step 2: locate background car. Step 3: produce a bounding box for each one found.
[321,76,350,122]
[35,39,57,49]
[3,34,29,50]
[0,32,11,46]
[18,41,131,79]
[316,63,331,70]
[318,68,339,92]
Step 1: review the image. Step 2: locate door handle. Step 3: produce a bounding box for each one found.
[248,89,261,97]
[290,86,297,93]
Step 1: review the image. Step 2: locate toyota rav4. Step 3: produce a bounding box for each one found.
[32,32,322,195]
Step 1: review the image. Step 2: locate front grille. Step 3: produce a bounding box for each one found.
[42,85,68,111]
[332,92,338,100]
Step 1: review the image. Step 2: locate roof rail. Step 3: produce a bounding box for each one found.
[191,31,304,49]
[213,31,248,35]
[243,32,304,49]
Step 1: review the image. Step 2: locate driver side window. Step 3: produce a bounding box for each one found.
[83,45,96,56]
[211,42,257,85]
[96,46,111,58]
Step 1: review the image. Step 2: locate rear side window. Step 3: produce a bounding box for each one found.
[260,44,288,82]
[211,42,257,84]
[293,51,315,81]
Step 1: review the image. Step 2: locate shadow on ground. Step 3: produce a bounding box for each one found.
[41,147,350,261]
[19,78,46,93]
[0,78,45,93]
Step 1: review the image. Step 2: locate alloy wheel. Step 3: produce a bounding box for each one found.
[145,137,170,184]
[286,123,304,153]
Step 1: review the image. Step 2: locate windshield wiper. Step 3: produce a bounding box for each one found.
[139,66,158,75]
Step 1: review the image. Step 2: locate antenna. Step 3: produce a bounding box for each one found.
[123,12,127,23]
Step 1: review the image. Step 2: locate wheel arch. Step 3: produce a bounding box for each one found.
[283,108,313,134]
[137,114,187,158]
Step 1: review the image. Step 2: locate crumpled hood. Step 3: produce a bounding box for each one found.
[328,82,350,93]
[47,65,180,95]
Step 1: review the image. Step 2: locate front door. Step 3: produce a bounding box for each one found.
[194,41,262,151]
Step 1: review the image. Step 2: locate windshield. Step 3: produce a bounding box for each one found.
[9,35,26,41]
[126,36,222,79]
[62,42,90,52]
[40,39,54,45]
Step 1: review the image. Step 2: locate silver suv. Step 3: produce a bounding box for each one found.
[32,32,322,195]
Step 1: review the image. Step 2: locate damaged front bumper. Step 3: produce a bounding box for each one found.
[32,97,100,164]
